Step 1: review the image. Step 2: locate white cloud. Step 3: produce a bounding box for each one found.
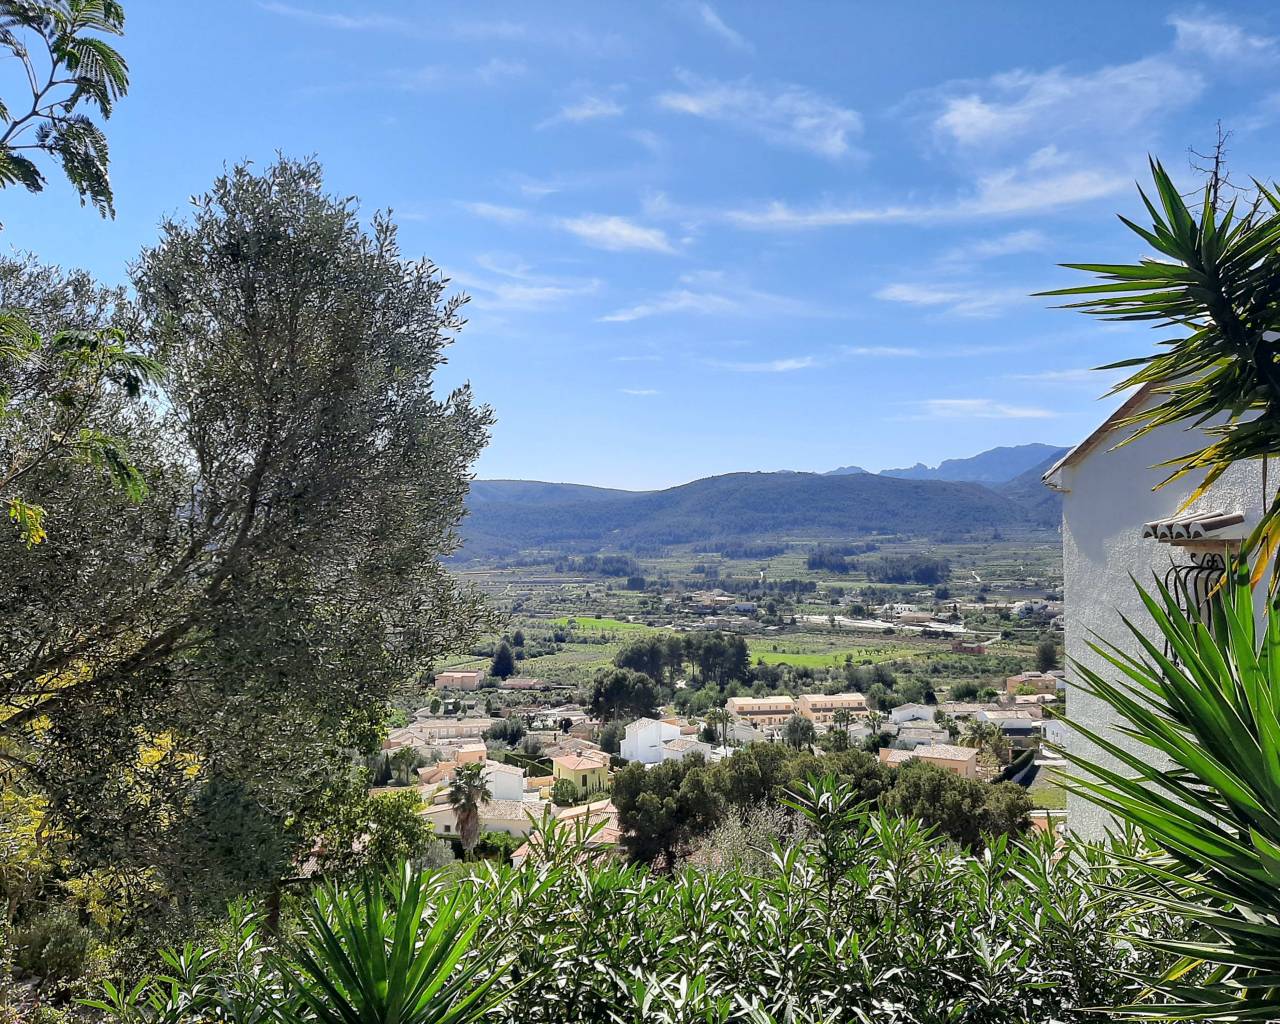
[1170,12,1275,62]
[450,19,626,56]
[258,2,409,31]
[931,57,1201,149]
[845,345,924,357]
[918,399,1055,420]
[875,282,1032,318]
[559,215,675,253]
[656,73,862,158]
[686,2,753,52]
[600,272,821,322]
[1007,368,1097,383]
[539,95,625,129]
[393,58,526,91]
[601,290,738,322]
[620,388,660,396]
[724,161,1125,229]
[943,229,1047,263]
[457,201,531,224]
[450,257,601,312]
[710,356,818,373]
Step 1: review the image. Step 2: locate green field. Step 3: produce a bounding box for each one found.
[550,615,655,633]
[747,637,927,669]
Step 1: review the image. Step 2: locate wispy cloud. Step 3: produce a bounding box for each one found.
[875,282,1031,318]
[930,57,1201,150]
[684,2,753,52]
[656,73,861,158]
[389,58,527,91]
[942,229,1048,263]
[258,1,409,31]
[709,356,818,373]
[559,215,675,254]
[1006,368,1098,383]
[601,290,737,322]
[539,94,625,129]
[614,354,663,363]
[449,256,601,312]
[620,387,660,396]
[916,399,1055,420]
[845,345,924,358]
[450,19,626,56]
[723,160,1124,229]
[600,271,821,322]
[1170,12,1275,62]
[457,201,531,224]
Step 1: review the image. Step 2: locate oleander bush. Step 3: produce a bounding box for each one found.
[83,779,1178,1024]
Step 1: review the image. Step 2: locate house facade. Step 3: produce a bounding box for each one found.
[725,695,796,729]
[621,717,681,764]
[796,692,867,727]
[1043,384,1270,837]
[878,743,978,779]
[551,751,610,797]
[434,669,486,690]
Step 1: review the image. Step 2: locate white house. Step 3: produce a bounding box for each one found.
[660,736,712,762]
[482,760,526,802]
[621,717,681,764]
[1043,383,1270,837]
[889,703,934,726]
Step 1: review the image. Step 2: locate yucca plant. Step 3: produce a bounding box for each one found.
[282,863,515,1024]
[1059,563,1280,1019]
[1041,158,1280,589]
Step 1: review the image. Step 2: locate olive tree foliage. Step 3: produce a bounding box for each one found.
[0,157,492,914]
[0,0,129,216]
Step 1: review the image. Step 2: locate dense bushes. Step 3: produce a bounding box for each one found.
[85,782,1177,1023]
[611,745,1032,865]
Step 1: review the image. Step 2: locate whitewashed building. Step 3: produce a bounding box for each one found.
[660,736,713,762]
[1043,383,1270,837]
[620,717,681,765]
[482,760,526,802]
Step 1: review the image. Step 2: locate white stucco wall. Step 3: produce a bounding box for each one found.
[621,719,679,764]
[1052,404,1270,838]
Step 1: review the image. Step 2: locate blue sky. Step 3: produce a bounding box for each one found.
[7,2,1280,488]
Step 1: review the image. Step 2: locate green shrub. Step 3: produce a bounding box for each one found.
[89,778,1177,1023]
[11,907,92,983]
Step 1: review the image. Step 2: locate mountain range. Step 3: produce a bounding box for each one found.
[459,444,1070,559]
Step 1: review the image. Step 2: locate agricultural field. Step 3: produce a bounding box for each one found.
[428,533,1063,700]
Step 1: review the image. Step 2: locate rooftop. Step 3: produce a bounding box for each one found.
[882,743,977,764]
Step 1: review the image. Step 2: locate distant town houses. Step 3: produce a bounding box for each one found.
[1004,670,1065,696]
[384,716,498,751]
[725,695,796,730]
[552,751,611,798]
[795,692,867,725]
[878,743,979,779]
[434,668,486,690]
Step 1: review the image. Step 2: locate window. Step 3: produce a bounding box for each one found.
[581,774,587,788]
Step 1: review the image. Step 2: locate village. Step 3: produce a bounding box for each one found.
[380,656,1069,862]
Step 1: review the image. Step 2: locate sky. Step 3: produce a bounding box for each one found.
[6,2,1280,489]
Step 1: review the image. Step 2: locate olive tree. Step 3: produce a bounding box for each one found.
[0,157,492,915]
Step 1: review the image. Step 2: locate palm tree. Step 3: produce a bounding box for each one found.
[832,707,853,744]
[1043,159,1280,588]
[1059,567,1280,1019]
[961,720,1009,762]
[705,708,731,747]
[447,762,491,860]
[865,710,885,734]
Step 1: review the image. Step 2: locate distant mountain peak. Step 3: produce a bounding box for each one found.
[878,443,1069,485]
[824,464,869,476]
